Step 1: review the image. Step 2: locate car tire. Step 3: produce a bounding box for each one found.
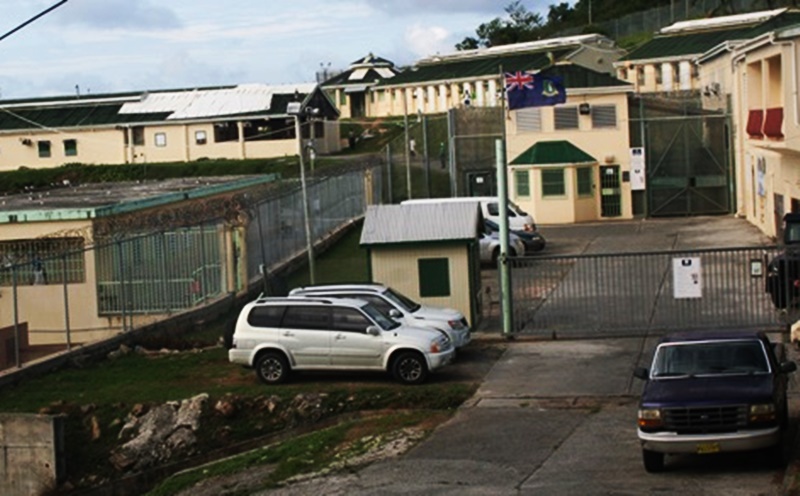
[392,351,428,385]
[491,248,500,266]
[255,351,289,384]
[642,449,664,473]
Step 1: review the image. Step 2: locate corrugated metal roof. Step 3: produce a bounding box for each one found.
[119,83,316,120]
[0,84,323,131]
[360,203,480,245]
[660,8,785,34]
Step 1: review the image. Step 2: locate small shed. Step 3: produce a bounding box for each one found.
[360,203,482,327]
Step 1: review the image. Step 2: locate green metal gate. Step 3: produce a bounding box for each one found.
[632,96,733,217]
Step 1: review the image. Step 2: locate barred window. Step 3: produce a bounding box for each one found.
[541,168,566,197]
[515,170,530,197]
[516,107,542,132]
[591,105,617,128]
[554,107,579,130]
[0,237,85,286]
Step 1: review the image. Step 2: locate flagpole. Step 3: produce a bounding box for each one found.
[497,64,514,339]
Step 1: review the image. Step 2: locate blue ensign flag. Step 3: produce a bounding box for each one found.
[505,71,566,110]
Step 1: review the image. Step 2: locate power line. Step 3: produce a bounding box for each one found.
[0,0,68,44]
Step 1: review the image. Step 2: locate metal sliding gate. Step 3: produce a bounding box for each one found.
[508,246,785,339]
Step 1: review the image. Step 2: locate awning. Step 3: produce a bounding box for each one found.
[344,84,370,93]
[510,140,597,168]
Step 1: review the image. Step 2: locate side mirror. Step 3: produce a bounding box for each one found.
[389,309,402,319]
[780,361,797,373]
[633,367,649,380]
[366,326,381,336]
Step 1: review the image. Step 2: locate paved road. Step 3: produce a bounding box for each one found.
[260,217,796,495]
[262,336,798,495]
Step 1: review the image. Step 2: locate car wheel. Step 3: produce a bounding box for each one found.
[392,351,428,385]
[642,449,664,473]
[491,248,500,266]
[255,351,289,384]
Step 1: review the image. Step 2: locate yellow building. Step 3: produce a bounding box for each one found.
[0,83,340,172]
[360,203,482,326]
[324,35,625,118]
[614,9,800,95]
[505,65,635,224]
[320,54,401,119]
[731,23,800,237]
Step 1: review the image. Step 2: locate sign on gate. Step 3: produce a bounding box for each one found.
[673,257,702,299]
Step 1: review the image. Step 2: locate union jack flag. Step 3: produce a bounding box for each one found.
[505,71,534,91]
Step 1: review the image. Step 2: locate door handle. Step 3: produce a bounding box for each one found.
[335,333,346,340]
[282,331,294,337]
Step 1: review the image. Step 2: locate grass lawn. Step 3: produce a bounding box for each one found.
[0,329,489,492]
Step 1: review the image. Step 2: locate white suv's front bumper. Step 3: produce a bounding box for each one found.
[428,347,456,371]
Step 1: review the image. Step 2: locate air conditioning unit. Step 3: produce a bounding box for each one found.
[20,138,32,146]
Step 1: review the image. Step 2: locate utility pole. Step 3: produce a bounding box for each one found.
[403,90,412,200]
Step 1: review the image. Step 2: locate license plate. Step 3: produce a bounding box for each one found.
[696,442,720,454]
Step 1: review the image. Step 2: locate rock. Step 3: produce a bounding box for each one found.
[90,416,101,441]
[130,403,147,417]
[80,403,96,415]
[110,393,208,472]
[215,398,236,417]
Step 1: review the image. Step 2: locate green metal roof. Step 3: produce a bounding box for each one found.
[620,26,748,61]
[540,65,632,89]
[510,140,597,167]
[0,104,170,131]
[621,11,800,61]
[376,48,574,87]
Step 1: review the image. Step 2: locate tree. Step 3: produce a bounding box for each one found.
[456,1,544,50]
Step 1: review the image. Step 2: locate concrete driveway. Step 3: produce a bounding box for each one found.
[261,217,797,495]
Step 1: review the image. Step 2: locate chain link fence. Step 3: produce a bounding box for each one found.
[0,164,382,371]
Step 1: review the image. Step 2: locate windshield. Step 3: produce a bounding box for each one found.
[361,302,401,330]
[383,288,421,312]
[651,340,769,377]
[508,200,529,216]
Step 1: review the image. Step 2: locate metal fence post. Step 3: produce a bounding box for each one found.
[12,264,20,368]
[61,253,71,351]
[116,240,128,332]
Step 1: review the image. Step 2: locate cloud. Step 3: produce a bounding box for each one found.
[57,0,181,30]
[364,0,554,16]
[405,24,453,58]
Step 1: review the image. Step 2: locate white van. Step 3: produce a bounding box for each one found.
[400,196,536,232]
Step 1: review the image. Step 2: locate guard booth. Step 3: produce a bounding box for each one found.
[360,203,483,327]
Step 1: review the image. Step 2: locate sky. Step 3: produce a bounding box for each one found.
[0,0,562,100]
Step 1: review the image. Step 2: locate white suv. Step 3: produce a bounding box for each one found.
[228,296,454,385]
[288,283,471,348]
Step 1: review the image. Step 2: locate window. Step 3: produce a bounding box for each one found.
[637,67,645,85]
[63,139,77,156]
[154,132,167,147]
[515,170,530,197]
[577,167,593,196]
[132,126,145,146]
[282,306,331,330]
[655,65,663,85]
[214,122,239,142]
[195,130,207,145]
[516,107,542,132]
[37,140,51,158]
[0,237,85,286]
[339,91,347,105]
[418,258,450,297]
[591,105,617,128]
[341,294,393,314]
[541,168,566,197]
[332,307,372,332]
[554,107,579,130]
[248,305,285,328]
